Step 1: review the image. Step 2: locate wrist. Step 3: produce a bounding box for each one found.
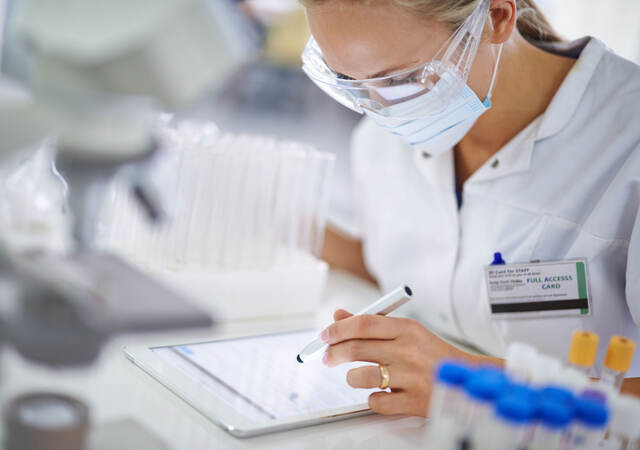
[467,352,504,368]
[451,345,504,368]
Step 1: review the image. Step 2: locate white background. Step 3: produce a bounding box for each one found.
[539,0,640,63]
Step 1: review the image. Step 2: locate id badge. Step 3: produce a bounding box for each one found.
[484,259,591,319]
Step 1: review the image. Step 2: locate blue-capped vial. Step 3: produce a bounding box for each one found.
[569,397,609,449]
[496,392,537,424]
[428,361,472,419]
[426,361,473,449]
[465,367,509,404]
[529,399,574,450]
[502,383,538,401]
[538,386,575,406]
[470,389,537,450]
[461,367,510,446]
[436,361,471,387]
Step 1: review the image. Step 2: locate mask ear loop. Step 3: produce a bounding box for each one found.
[485,43,503,101]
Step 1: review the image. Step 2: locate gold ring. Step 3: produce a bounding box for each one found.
[379,364,390,390]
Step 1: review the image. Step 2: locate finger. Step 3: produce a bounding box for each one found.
[333,309,353,322]
[346,365,409,390]
[324,315,404,345]
[326,339,395,367]
[368,391,415,415]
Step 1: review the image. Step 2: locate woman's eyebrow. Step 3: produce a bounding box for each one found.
[333,60,420,81]
[366,60,420,79]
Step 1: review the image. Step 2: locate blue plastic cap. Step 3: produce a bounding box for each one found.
[496,394,536,424]
[436,361,471,387]
[539,386,575,406]
[465,367,509,403]
[575,397,609,428]
[503,384,538,401]
[491,252,506,265]
[537,399,574,429]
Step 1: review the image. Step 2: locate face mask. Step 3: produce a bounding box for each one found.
[365,44,503,157]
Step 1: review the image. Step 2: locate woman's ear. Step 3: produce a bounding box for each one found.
[489,0,517,44]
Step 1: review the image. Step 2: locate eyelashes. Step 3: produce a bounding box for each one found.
[336,72,355,81]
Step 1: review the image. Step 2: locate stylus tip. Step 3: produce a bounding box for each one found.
[296,354,303,363]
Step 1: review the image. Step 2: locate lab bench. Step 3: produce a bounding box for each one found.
[0,270,431,450]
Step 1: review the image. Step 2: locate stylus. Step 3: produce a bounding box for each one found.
[296,285,413,363]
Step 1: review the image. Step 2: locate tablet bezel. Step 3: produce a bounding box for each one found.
[123,329,374,438]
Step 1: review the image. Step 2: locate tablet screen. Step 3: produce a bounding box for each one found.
[152,331,378,423]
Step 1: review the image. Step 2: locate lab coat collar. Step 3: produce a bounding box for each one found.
[466,37,605,184]
[535,37,606,141]
[413,38,606,185]
[466,114,542,184]
[413,115,541,188]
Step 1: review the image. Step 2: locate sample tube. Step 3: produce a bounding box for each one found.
[530,354,563,386]
[568,331,599,376]
[505,341,538,383]
[607,394,640,450]
[553,366,590,394]
[428,361,472,418]
[426,361,472,450]
[472,387,537,450]
[461,367,509,447]
[601,336,636,392]
[567,396,609,449]
[529,398,574,450]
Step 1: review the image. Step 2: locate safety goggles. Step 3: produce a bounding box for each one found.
[301,0,491,119]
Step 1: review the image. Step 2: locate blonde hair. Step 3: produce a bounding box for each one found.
[301,0,562,43]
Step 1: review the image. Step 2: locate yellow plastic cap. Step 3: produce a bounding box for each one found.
[604,336,636,373]
[568,331,599,368]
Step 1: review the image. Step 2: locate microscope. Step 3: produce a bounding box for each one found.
[0,0,254,448]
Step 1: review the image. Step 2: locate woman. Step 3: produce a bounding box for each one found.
[300,0,640,416]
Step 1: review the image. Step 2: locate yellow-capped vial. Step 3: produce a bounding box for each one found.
[568,331,599,371]
[601,336,636,391]
[604,336,636,373]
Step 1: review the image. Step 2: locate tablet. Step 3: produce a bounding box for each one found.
[124,330,379,437]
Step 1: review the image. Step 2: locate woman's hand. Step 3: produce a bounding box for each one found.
[321,309,498,417]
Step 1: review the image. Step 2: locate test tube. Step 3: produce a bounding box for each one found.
[310,153,334,258]
[566,396,609,449]
[297,149,319,257]
[473,388,537,450]
[196,146,218,267]
[256,139,280,268]
[207,135,234,270]
[505,341,538,383]
[607,394,640,450]
[100,119,335,275]
[236,139,261,269]
[529,398,574,450]
[530,354,563,386]
[601,336,636,392]
[552,366,591,394]
[429,361,472,417]
[426,361,472,449]
[568,331,599,377]
[462,367,509,447]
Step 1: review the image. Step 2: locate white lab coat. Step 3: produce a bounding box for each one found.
[349,37,640,376]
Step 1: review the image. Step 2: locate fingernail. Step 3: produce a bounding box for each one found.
[320,328,330,344]
[322,351,329,366]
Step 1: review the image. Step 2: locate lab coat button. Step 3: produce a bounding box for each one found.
[422,151,432,159]
[491,159,500,168]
